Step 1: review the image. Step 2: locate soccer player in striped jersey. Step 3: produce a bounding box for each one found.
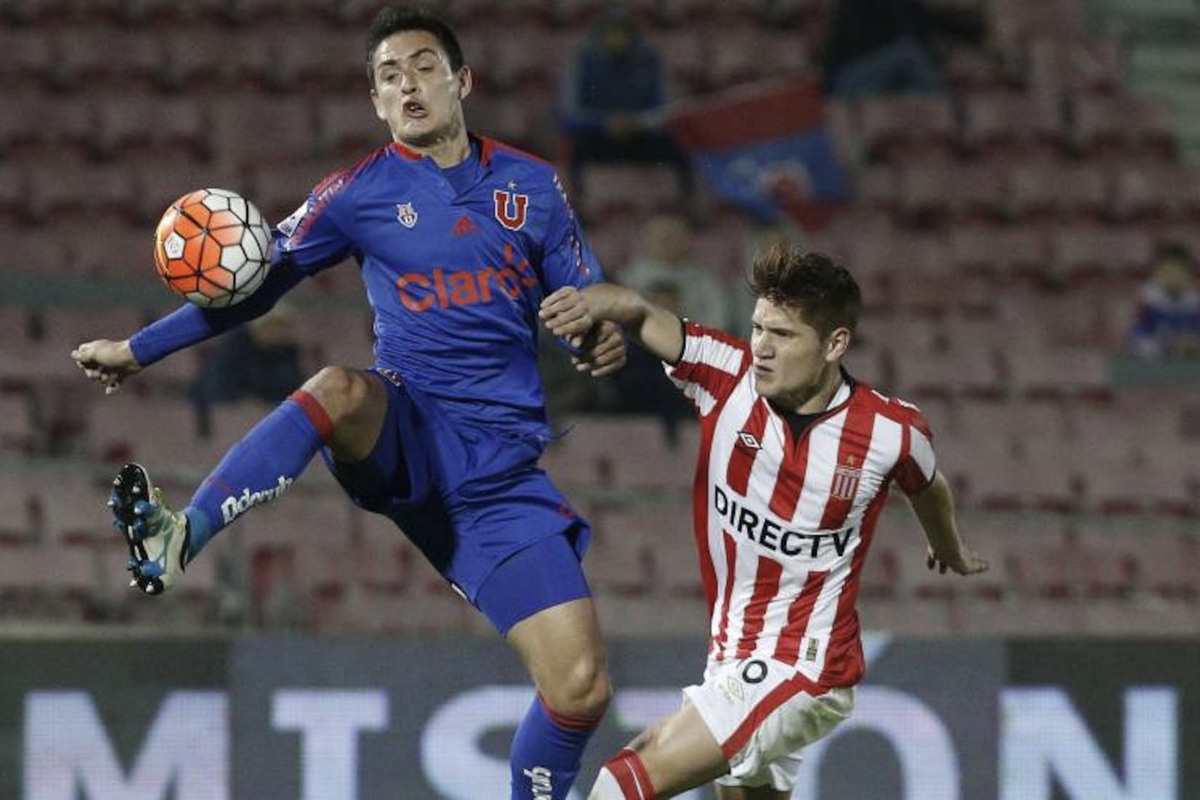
[542,244,988,799]
[72,6,624,799]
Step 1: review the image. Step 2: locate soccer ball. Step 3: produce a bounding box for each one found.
[153,188,272,308]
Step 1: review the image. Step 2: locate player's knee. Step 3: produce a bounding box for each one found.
[302,366,373,425]
[543,653,612,719]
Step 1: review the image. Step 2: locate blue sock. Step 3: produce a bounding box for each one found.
[510,694,601,800]
[183,394,328,559]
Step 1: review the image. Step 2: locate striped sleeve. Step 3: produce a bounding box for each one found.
[892,407,937,494]
[666,322,751,416]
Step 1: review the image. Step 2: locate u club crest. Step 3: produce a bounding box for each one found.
[396,202,418,228]
[493,189,528,231]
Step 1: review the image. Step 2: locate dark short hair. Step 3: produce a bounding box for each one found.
[749,244,861,339]
[366,5,465,87]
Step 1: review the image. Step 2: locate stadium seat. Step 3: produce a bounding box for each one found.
[1082,456,1196,519]
[593,590,710,639]
[858,541,901,602]
[0,26,57,91]
[28,162,138,227]
[656,28,708,93]
[577,164,685,222]
[1049,224,1154,283]
[851,164,899,218]
[488,23,566,91]
[1005,344,1112,404]
[946,223,1051,282]
[156,23,248,90]
[1163,166,1200,222]
[894,340,1004,404]
[707,23,775,87]
[1024,36,1124,99]
[314,95,390,162]
[51,22,162,94]
[86,392,208,466]
[1137,533,1200,604]
[210,93,317,173]
[856,95,958,163]
[95,94,208,165]
[1050,163,1112,223]
[2,228,75,277]
[959,90,1066,161]
[1069,94,1176,161]
[129,159,244,226]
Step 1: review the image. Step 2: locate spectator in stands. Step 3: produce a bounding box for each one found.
[1125,241,1200,358]
[558,6,692,211]
[191,301,305,437]
[620,212,731,330]
[612,281,694,447]
[820,0,985,97]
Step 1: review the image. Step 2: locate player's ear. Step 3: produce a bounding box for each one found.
[456,66,473,100]
[825,327,851,362]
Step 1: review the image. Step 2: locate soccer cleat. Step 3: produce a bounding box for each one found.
[109,463,189,595]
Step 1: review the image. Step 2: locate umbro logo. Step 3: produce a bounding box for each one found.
[737,431,761,450]
[452,215,478,236]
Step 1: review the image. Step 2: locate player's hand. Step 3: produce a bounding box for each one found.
[540,286,594,340]
[573,320,627,377]
[71,339,142,395]
[926,545,989,576]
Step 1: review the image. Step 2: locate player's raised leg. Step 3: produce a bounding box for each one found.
[114,365,387,594]
[485,537,611,800]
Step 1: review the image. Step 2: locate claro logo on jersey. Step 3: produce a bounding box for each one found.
[713,485,857,559]
[220,476,294,524]
[395,244,538,312]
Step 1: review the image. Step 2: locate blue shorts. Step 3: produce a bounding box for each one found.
[322,370,592,627]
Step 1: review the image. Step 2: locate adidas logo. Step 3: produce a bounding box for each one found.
[452,215,478,236]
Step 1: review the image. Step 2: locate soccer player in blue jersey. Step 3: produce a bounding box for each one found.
[71,6,625,798]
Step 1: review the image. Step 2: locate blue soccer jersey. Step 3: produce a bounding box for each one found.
[131,135,603,443]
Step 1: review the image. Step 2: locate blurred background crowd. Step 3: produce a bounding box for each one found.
[0,0,1198,640]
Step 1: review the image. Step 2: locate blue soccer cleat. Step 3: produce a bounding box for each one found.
[109,463,189,596]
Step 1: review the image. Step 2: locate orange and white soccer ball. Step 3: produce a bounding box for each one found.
[153,188,272,308]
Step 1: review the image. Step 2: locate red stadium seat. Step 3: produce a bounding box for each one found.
[857,95,958,163]
[894,159,1008,228]
[1005,344,1112,404]
[210,93,317,173]
[946,223,1051,281]
[1070,94,1176,161]
[51,23,162,94]
[959,90,1066,161]
[29,162,139,227]
[1049,224,1154,283]
[95,94,209,165]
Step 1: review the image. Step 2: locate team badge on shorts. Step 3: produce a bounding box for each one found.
[396,202,418,228]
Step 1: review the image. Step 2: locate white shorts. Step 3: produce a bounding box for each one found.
[682,657,854,791]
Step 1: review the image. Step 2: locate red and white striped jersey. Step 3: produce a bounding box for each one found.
[668,322,936,688]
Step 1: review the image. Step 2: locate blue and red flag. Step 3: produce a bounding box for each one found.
[666,78,849,227]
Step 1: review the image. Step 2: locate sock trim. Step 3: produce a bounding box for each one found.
[288,390,334,443]
[537,693,603,732]
[604,748,654,799]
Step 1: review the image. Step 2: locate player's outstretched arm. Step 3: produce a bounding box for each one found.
[72,338,142,395]
[906,470,989,576]
[541,283,684,364]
